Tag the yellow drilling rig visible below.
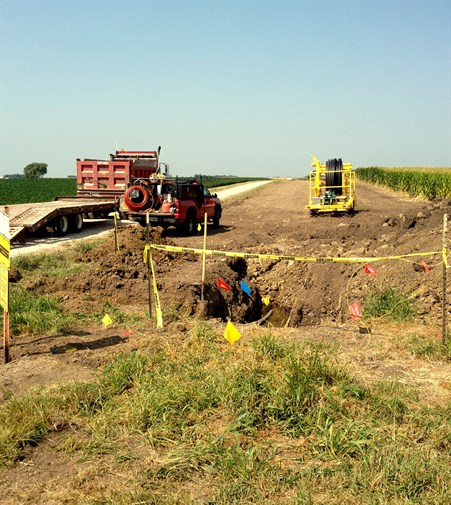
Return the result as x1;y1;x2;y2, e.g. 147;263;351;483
306;156;356;215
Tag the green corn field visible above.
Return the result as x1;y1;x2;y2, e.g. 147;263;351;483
0;176;268;205
356;167;451;200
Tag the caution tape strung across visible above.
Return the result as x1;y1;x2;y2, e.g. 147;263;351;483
143;244;445;265
148;251;163;328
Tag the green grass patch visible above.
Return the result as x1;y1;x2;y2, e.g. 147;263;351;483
12;250;88;278
1;327;449;503
405;334;451;361
0;286;77;335
363;286;414;322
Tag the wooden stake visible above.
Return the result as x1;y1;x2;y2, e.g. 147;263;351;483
1;207;10;363
146;213;152;318
3;310;9;364
201;212;208;302
442;214;448;345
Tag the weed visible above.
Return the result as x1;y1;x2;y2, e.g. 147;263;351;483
1;286;77;335
407;334;451;360
12;251;88;277
364;286;414;322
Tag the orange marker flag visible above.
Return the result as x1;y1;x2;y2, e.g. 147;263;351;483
349;302;363;320
420;259;430;273
364;264;377;277
217;278;231;291
224;320;241;344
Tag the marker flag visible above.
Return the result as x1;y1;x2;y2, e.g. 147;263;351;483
349;302;363;320
102;314;113;326
263;295;271;306
364;264;377;277
217;277;231;291
240;280;252;296
224;320;241;344
197;223;202;232
420;259;430;273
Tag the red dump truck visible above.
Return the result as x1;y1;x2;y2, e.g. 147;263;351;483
4;148;164;242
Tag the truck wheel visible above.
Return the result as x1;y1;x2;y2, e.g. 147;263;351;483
54;215;69;236
69;214;83;233
185;212;197;235
213;207;221;228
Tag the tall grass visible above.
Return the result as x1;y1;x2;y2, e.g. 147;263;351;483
356;167;451;199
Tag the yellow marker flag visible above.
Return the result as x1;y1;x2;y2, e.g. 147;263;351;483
263;295;270;306
197;223;202;232
224;320;241;344
102;314;112;326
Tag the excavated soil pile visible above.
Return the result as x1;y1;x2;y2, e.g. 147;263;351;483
23;225;263;323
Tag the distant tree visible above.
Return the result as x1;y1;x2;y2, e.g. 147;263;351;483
23;163;48;179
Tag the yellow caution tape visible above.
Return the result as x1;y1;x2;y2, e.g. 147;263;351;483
144;244;444;265
443;247;449;269
148;251;163;328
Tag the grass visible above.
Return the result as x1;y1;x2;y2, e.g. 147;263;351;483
363;286;414;322
1;286;78;335
405;333;451;361
12;250;89;277
0;326;449;503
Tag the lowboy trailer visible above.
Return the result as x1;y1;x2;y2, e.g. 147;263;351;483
2;197;117;243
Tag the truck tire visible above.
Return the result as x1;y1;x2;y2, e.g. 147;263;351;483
185;211;197;235
54;215;69;236
69;213;83;233
213;206;221;228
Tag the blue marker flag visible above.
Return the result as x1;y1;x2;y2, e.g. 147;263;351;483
240;280;251;296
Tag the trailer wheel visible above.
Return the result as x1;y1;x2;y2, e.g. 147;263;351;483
54;215;69;236
185;210;197;235
69;213;83;233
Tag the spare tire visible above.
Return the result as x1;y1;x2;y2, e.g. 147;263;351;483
123;185;154;212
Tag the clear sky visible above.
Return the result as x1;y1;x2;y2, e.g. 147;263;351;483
0;0;450;178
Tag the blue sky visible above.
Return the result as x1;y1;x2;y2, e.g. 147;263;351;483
0;0;450;178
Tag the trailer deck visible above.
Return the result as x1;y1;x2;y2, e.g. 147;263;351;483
1;197;116;243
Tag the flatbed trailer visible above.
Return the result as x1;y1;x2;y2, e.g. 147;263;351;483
1;197;117;243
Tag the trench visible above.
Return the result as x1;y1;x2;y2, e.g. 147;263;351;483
191;257;303;328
